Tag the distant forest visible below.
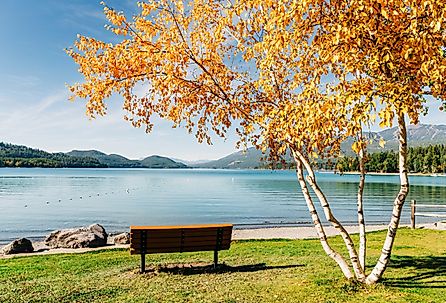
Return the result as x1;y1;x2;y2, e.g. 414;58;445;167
269;144;446;174
0;143;106;168
334;144;446;174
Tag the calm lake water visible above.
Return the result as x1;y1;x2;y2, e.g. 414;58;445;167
1;168;446;244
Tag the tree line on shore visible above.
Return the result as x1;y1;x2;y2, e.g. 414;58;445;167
334;144;446;174
268;144;446;174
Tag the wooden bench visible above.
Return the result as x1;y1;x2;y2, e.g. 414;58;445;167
130;223;233;273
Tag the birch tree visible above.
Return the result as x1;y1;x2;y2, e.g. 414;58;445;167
67;0;446;284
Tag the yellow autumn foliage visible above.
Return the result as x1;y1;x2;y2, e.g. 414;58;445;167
67;0;446;160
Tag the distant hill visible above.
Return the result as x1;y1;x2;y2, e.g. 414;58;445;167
140;155;188;168
67;150;141;168
197;124;446;169
0;143;105;168
67;150;188;168
195;148;266;169
171;158;211;166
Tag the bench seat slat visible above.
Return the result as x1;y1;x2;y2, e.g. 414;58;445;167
130;238;232;249
130;230;232;241
130;234;232;245
131;223;232;230
131;228;232;239
130;244;231;255
131;242;231;251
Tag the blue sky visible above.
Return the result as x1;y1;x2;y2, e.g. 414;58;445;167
0;1;444;161
0;0;239;161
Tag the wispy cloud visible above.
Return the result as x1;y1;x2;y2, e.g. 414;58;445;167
0;88;237;160
1;90;69;134
6;74;41;88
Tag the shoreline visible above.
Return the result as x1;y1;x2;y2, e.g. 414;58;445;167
340;171;446;177
2;223;445;259
2;167;445;177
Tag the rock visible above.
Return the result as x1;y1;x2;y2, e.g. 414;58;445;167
113;232;130;245
1;238;34;255
45;224;108;249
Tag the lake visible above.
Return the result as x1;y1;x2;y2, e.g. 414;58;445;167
1;168;446;244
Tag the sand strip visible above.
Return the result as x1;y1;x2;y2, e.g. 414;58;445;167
232;224;390;240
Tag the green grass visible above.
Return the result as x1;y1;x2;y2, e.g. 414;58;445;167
0;228;445;303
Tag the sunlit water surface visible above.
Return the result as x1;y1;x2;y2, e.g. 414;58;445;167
1;168;445;244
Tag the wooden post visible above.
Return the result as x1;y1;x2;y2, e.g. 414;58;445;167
141;253;146;273
411;200;416;229
140;230;147;273
214;227;222;269
214;250;218;269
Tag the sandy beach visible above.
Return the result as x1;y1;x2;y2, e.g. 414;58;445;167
2;222;444;259
232;224;390;240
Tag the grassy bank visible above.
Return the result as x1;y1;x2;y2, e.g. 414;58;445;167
0;228;445;303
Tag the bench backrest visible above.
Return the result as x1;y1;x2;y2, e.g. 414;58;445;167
130;224;233;255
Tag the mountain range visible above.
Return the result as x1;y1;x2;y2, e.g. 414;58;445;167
1;124;445;169
195;124;446;169
366;124;446;151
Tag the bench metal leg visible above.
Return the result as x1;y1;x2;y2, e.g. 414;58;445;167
214;250;218;269
140;253;146;273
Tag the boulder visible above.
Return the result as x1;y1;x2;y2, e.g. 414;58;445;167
1;238;34;255
45;224;108;249
113;232;130;245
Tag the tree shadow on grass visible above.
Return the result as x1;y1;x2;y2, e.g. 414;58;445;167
382;255;446;289
143;263;304;276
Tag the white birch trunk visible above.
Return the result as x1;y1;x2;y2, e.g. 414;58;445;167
365;113;409;285
294;158;354;279
357;144;367;271
293;150;365;281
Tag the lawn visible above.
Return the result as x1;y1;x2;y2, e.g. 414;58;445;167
0;228;445;303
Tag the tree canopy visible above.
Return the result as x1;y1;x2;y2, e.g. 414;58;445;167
68;0;446;160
